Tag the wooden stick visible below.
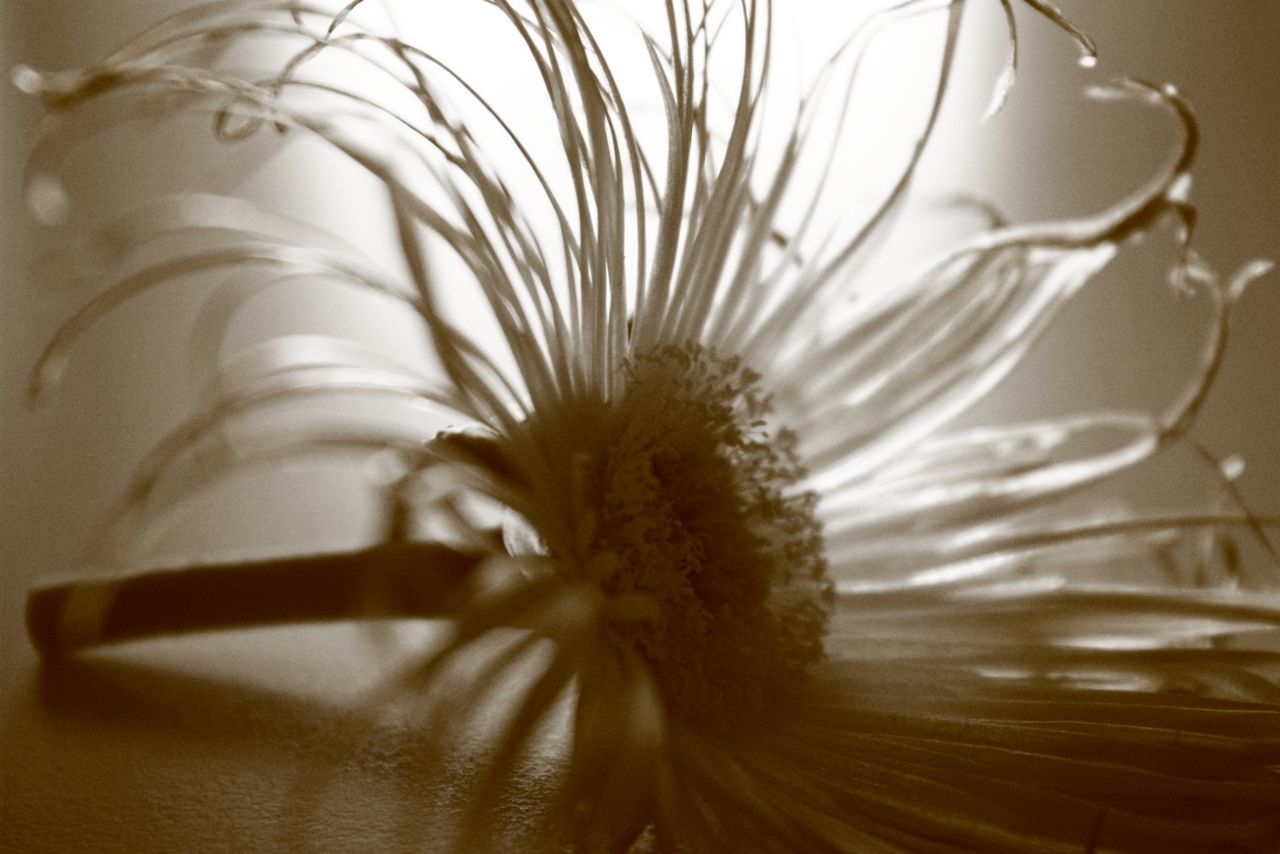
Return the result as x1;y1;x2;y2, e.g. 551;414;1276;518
26;541;482;657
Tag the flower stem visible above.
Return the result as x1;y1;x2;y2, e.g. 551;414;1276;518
26;541;481;657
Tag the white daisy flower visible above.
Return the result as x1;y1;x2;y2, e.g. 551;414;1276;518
21;1;1280;851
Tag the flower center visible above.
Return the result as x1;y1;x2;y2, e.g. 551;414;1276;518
571;345;832;722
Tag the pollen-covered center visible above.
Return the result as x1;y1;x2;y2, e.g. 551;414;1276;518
580;345;832;722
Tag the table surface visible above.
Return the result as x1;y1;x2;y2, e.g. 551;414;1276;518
0;614;570;853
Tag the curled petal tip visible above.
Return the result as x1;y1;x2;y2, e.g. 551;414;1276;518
213;105;267;142
1084;77;1137;102
1221;455;1246;481
980;65;1016;124
1085;76;1179;108
1166;171;1193;204
25;346;69;412
1020;0;1097;68
11;64;44;95
1228;257;1277;302
27;175;70;226
982;0;1018;123
24;377;55;413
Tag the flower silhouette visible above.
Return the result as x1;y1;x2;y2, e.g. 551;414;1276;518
20;1;1280;851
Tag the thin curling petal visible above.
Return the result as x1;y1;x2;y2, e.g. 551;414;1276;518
21;1;1280;852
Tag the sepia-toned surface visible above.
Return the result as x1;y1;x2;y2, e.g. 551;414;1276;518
2;2;1278;851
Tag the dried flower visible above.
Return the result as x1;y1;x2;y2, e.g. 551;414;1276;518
20;1;1280;851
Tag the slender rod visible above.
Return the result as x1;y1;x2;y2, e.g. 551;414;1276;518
26;541;482;657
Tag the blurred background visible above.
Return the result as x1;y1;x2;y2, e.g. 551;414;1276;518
1;1;1277;850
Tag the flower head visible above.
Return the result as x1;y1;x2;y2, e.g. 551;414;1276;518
21;0;1280;851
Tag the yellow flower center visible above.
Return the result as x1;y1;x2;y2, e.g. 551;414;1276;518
565;345;832;722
